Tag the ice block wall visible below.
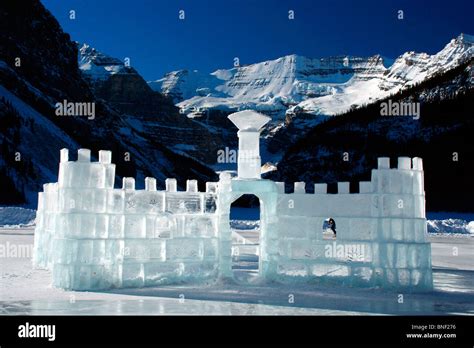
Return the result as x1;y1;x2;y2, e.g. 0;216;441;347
33;149;220;290
268;157;432;290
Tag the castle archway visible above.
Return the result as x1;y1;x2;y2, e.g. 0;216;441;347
229;194;261;282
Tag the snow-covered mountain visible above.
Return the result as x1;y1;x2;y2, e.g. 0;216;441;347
381;33;474;90
149;54;389;119
149;34;473;119
79;35;473;120
295;34;473;116
78;44;131;81
272;54;474;211
77;43;228;165
149;69;223;103
0;0;217;207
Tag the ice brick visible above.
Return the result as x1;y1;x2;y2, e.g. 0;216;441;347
166;239;203;261
124;215;145;238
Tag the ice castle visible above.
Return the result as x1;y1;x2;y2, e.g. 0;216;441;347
33;110;433;291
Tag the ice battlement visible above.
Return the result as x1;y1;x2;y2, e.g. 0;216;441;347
33;111;432;292
53;147;424;197
57;148;218;194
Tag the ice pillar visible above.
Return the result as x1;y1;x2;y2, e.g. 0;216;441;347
236;130;261;179
228;110;271;180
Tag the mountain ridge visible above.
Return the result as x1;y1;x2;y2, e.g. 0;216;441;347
144;33;472;121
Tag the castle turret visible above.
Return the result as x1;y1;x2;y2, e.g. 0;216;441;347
58;148;116;189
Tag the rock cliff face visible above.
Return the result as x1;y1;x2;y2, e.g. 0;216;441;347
380;33;474;90
0;0;217;207
150;53;390;119
78;43;227;164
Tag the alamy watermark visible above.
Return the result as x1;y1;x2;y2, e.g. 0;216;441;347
217;147;259;164
18;322;55;341
380;100;420;120
324;241;366;261
0;242;33;258
55;100;95;120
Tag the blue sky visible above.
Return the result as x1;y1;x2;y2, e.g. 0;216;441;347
41;0;474;80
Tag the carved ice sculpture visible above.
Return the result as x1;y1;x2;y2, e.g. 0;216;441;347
33;110;433;291
228;110;270;179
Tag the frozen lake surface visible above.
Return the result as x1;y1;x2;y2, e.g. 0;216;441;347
0;228;473;315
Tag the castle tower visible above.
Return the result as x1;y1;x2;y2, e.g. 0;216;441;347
228;110;271;179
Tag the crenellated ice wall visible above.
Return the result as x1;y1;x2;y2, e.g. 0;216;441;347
263;156;431;289
33;149;219;290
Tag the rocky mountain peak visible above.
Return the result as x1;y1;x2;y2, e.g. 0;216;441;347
455;33;474;47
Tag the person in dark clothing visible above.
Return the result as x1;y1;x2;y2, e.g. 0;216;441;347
328;218;336;237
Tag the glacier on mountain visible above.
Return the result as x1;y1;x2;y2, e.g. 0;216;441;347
145;34;473;119
148;54;389;120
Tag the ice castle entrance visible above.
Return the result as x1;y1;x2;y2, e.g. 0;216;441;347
230;194;261;282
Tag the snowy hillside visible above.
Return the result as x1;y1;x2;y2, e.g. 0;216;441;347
427;219;474;235
0;207;36;228
148;69;223;102
148;34;473;119
0;82;79;204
